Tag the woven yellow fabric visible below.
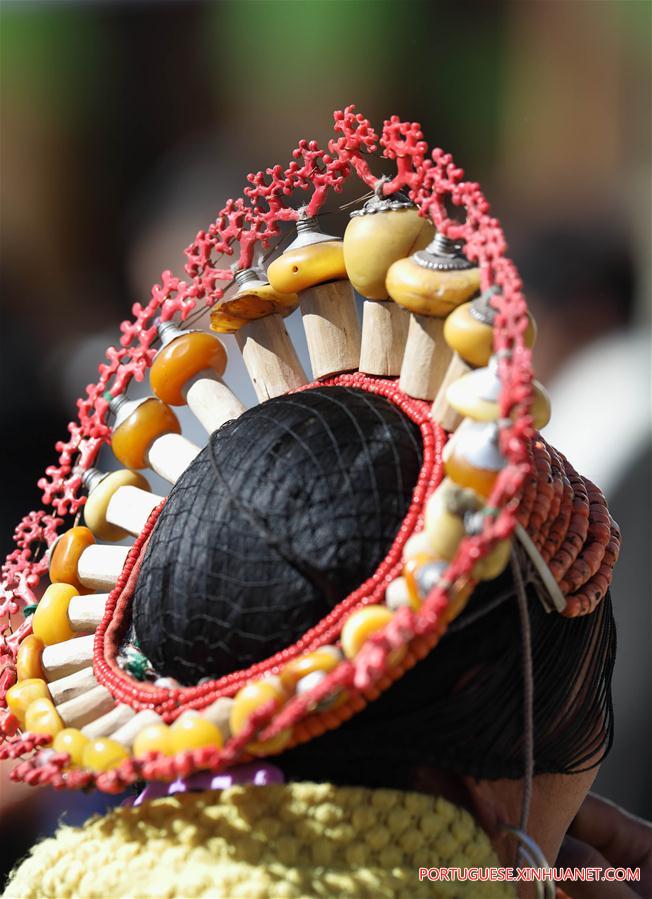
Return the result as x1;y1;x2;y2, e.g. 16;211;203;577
4;783;515;898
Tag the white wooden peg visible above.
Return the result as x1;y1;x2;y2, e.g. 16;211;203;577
68;593;109;632
301;281;361;380
48;666;98;705
106;487;163;537
185;375;246;433
147;433;201;484
82;704;135;739
42;634;95;680
77;544;130;592
57;685;115;728
111;709;163;748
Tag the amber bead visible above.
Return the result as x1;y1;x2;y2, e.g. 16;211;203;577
444;301;536;368
386;257;480;317
49;527;95;593
444;582;475;623
82;737;129;772
472;538;512;581
168;713;223;754
16;635;45;681
402;530;436;565
341;605;395;659
210;278;299;335
111;397;181;470
24;697;64;737
447;365;551;430
424;479;482;561
32;583;78;646
6;678;51;726
230;678;290;755
280;646;341;692
53;728;90;765
150;331;227;406
267;241;347;294
133;722;174;757
84;469;151;542
343;207;434;300
444;422;505;499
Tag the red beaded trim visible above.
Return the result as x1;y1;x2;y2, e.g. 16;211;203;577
93;374;443;719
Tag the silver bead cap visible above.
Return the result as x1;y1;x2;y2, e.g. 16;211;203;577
350;187;413;218
413;232;475;272
286;215;339;251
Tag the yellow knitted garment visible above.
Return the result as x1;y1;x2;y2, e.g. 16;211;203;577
4;783;515;898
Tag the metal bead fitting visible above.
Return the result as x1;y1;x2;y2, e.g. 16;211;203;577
413;232;474;272
156;319;185;347
81;467;107;495
469;287;500;325
350;184;413;218
286;214;338;251
233;267;260;289
415;561;449;597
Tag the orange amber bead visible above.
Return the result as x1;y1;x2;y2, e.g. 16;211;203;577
444;453;499;499
279;646;341;692
49;527;95;592
111;397;181;470
16;635;45;681
31;583;78;646
150;332;227;406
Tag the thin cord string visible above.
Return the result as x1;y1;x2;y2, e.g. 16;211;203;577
512;552;534;847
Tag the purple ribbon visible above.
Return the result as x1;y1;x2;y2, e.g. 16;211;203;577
123;762;285;807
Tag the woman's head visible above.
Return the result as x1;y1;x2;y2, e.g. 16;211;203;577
131;385;616;860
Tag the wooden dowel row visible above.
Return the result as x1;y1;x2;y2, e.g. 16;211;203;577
82;703;135;739
57;685;115;729
48;666;97;705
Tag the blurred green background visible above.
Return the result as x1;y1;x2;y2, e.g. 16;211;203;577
1;0;650;879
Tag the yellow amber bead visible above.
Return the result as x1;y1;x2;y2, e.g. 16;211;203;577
111;397;181;470
82;737;129;772
230;679;286;736
279;646;341;692
472;538;512;581
16;635;45;681
53;728;90;765
6;678;51;726
444;301;537;368
341;605;395;659
133;723;174;757
208;308;250;334
447;367;551;430
24;697;64;737
343;208;434;300
424;479;482;561
230;679;292;756
150;331;227;406
32;583;78;646
84;469;151;542
267;241;347;294
49;527;95;593
402;530;436;564
386;257;480;317
168;714;223;754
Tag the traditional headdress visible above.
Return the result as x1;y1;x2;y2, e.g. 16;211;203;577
1;108;620;814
